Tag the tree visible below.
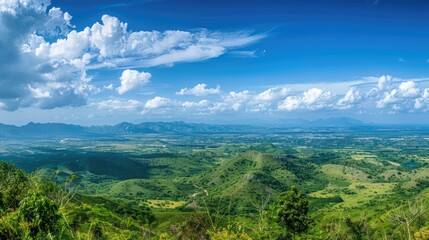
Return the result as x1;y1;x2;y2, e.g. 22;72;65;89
19;193;60;238
0;161;29;210
276;186;311;239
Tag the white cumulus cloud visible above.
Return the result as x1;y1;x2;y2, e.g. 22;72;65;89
377;75;393;91
0;0;94;111
278;96;301;111
398;81;420;98
253;87;290;102
181;100;210;108
278;88;334;111
376;89;398;109
224;90;251;111
117;69;151;95
414;88;429;111
176;83;221;96
335;88;362;110
144;96;175;109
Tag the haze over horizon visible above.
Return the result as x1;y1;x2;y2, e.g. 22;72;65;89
1;0;429;125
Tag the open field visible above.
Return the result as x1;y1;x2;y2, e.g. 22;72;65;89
145;200;187;209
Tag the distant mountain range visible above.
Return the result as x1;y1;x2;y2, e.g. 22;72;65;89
0;121;260;139
0;117;392;139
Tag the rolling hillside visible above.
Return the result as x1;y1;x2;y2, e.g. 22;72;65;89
191;151;324;212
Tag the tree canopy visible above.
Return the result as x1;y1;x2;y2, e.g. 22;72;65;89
276;186;311;238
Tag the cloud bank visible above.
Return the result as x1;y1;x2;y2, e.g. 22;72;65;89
96;76;429;115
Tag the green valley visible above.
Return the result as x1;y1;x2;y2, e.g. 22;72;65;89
1;123;429;239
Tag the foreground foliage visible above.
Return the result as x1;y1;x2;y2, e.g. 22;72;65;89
0;161;155;239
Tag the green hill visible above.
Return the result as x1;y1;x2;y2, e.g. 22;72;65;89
191;151;323;213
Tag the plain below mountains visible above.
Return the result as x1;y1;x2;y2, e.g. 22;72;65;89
0;118;370;139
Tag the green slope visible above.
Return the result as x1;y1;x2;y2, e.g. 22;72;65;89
191;151;323;213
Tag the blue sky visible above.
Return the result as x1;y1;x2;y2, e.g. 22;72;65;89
1;0;429;125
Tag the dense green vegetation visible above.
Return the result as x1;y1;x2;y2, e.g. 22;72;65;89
0;161;155;239
1;125;429;239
